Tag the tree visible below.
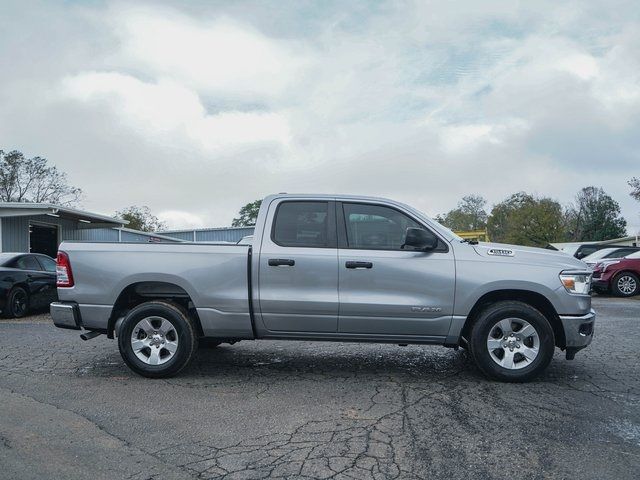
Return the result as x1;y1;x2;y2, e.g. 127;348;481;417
232;200;262;227
437;195;488;231
487;192;566;247
115;206;166;232
0;149;82;206
629;177;640;202
566;187;627;241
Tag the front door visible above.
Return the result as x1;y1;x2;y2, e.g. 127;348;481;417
258;200;339;333
337;202;455;337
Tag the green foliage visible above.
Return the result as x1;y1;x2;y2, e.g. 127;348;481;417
629;177;640;202
115;206;166;232
437;194;488;231
566;186;627;241
0;149;82;206
232;200;262;227
487;193;566;247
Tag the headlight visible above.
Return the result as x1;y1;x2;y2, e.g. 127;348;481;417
599;260;620;272
559;271;592;295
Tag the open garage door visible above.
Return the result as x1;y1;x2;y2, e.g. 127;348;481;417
30;224;58;258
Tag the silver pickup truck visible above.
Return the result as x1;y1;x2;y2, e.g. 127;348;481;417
51;194;595;382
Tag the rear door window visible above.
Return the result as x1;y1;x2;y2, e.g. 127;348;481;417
272;202;329;248
17;255;43;271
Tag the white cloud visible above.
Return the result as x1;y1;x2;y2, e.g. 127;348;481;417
109;5;307;102
61;72;291;153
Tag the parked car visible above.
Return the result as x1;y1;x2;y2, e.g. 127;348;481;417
582;246;640;267
0;253;57;318
51;194;595;382
592;251;640;297
558;243;633;260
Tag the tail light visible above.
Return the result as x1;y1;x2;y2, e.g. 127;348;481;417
56;251;74;287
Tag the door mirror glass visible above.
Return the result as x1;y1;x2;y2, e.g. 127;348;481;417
403;228;438;251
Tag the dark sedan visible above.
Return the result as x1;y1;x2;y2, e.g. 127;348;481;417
0;253;57;318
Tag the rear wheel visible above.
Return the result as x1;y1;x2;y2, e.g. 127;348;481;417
612;272;639;297
5;287;29;318
469;301;555;382
118;301;198;378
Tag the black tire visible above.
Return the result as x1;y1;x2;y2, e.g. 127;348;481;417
469;301;555;383
611;272;639;297
118;301;198;378
5;287;29;318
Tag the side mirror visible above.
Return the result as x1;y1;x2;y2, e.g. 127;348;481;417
403;228;438;251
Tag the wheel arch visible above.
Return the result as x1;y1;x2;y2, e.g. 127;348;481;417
461;289;566;348
106;281;204;339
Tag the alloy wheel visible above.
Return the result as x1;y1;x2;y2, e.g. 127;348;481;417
130;316;179;365
486;317;540;370
617;275;637;295
12;291;27;317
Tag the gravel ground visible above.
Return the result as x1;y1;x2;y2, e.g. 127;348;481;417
0;297;638;479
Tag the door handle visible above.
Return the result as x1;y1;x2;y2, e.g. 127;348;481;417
268;258;295;267
345;261;373;269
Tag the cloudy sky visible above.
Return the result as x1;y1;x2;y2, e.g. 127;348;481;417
1;0;639;232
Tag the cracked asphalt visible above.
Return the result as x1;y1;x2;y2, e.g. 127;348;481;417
0;296;638;479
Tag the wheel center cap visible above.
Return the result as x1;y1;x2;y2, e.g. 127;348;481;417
149;333;164;346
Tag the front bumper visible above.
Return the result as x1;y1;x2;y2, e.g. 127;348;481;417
559;308;596;352
50;302;81;330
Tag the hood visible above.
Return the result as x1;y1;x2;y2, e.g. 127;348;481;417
471;241;589;270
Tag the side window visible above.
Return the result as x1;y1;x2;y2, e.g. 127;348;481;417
37;256;57;273
272;202;329;248
17;255;42;271
343;203;423;250
580;246;598;257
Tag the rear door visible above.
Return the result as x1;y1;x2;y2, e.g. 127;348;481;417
16;255;52;309
34;255;58;305
337;202;455;337
257;199;339;333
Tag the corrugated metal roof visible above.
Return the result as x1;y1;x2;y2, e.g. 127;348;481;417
0;202;127;226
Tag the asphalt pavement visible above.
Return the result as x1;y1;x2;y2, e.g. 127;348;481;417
0;296;638;479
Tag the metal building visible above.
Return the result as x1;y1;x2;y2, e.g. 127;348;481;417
0;203;180;257
160;226;255;243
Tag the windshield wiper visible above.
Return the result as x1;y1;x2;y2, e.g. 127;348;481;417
462;239;479;245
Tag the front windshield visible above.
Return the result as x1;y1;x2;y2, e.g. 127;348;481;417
627;250;640;259
583;248;618;262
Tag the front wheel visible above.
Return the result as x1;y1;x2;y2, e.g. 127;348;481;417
118;301;199;378
469;301;555;382
612;272;639;297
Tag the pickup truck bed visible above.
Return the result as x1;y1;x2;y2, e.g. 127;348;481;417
53;242;255;339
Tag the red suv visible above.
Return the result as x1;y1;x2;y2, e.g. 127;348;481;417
592;251;640;297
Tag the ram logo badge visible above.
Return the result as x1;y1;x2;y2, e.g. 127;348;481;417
487;248;515;257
